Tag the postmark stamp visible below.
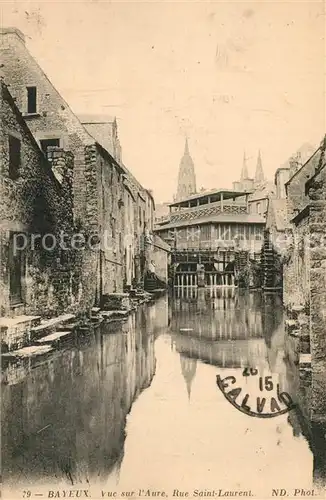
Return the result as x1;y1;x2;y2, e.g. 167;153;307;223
216;367;296;418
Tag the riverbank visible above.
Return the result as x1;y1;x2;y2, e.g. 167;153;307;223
2;291;325;493
1;289;166;356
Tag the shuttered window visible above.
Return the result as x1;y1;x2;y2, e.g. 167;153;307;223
27;86;37;114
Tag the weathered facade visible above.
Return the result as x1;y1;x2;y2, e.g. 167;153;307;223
283;145;323;308
155;189;265;287
80;115;167;290
283;137;326;423
0;82;77;347
0;27;162;315
151;235;170;283
0;27;102;312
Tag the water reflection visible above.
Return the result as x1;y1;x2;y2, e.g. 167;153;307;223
1;299;168;488
2;291;326;494
168;288;326;490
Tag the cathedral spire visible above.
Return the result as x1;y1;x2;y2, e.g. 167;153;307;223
176;138;197;201
241;151;249;180
179;354;197;401
255;150;265;184
184;136;189;155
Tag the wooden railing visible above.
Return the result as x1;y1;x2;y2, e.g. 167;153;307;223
170;202;248;223
174;270;235;287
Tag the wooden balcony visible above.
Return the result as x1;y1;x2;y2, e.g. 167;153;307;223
170;202;248;224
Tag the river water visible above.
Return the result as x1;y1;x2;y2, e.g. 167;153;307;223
2;290;326;498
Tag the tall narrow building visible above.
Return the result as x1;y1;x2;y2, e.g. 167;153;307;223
254;150;265;185
176;138;197;201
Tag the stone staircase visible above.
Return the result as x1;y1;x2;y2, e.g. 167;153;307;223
0;315;41;352
144;273;167;293
30;313;76;340
1;313;76;357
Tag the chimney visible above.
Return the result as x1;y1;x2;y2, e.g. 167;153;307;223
0;28;26;48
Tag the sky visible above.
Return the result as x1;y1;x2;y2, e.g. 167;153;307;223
1;0;325;203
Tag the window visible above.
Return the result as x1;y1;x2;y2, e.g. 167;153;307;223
221;224;231;240
119;233;122;254
9;233;25;305
9;135;21;180
255;226;262;241
200;225;210;242
256;202;261;214
40;138;60;162
111;217;116;239
40;138;60;154
27;86;37;114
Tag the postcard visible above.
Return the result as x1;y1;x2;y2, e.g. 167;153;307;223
1;1;325;499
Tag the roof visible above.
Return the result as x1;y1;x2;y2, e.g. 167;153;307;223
169;188;249;207
154;234;170;252
155;213;266;231
305;151;326;194
0;27;25;43
268;198;290;231
0;29;95;147
285;146;321;186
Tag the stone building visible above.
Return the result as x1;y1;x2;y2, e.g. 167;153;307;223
262;146;320;291
79;114;122;164
0;82;76;347
79;114;167;289
123;176;136;288
0;27;140;309
283;137;326;413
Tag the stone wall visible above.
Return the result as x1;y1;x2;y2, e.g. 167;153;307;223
286;147;322;220
97;147;125;295
0;83;77;318
150;235;170;283
123;185;135;288
0;27;158;309
0;28;94;225
283;137;326;422
0;28;110;313
283;215;310;309
152;247;168;283
306;164;326;422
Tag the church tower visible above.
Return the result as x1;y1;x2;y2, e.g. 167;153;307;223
254;150;265;185
176;138;197;201
233;151;254;192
